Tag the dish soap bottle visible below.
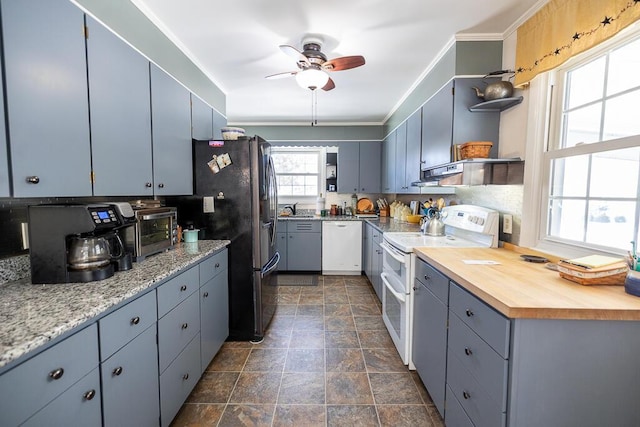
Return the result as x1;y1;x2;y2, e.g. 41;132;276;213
316;193;325;216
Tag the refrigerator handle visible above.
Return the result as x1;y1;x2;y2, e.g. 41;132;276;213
261;252;280;278
267;155;278;242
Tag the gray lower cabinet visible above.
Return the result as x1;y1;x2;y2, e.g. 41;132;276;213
363;222;382;301
199;250;229;373
0;323;99;426
150;64;193;196
86;16;153;197
412;260;449;416
2;0;92;197
101;325;159;427
286;221;322;271
276;220;288;271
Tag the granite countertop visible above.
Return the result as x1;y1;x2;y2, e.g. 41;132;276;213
415;247;640;321
0;240;229;371
278;215;422;234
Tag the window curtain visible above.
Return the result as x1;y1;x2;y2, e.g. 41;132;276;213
514;0;640;86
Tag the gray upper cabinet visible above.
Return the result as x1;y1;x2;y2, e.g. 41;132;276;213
381;132;396;193
191;94;213;140
0;56;8;197
421;78;500;170
86;17;153;197
212;109;227;140
338;142;381;194
394;122;407;192
2;0;92;197
150;64;193;196
404;109;422;193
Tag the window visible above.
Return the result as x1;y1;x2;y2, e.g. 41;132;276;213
544;31;640;254
272;147;324;198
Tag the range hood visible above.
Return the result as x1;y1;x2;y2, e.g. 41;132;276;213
413;158;524;186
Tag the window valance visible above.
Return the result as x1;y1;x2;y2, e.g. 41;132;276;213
515;0;640;86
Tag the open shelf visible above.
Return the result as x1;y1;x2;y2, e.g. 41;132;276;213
469;96;523;112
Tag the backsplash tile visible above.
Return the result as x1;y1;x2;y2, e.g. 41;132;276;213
0;255;30;285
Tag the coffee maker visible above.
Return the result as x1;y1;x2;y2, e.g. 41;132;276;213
28;204;136;284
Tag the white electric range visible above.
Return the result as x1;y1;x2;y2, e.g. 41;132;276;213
380;205;499;369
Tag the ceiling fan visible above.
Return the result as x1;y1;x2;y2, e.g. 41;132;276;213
266;37;365;91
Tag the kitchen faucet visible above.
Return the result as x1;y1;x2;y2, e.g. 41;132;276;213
283;203;297;216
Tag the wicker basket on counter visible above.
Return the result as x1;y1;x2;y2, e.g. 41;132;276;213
459;141;493;159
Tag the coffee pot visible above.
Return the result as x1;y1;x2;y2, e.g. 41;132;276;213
67;236;111;270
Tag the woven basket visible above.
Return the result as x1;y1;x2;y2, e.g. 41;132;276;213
459;141;493;159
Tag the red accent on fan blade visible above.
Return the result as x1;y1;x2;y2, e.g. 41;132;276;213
322;78;335;91
265;71;297;79
323;55;365;71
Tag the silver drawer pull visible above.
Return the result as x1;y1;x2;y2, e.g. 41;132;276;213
463;390;471;400
180;285;187;291
131;316;140;325
182;373;189;380
49;368;64;380
465;309;474;317
181;323;189;329
83;390;96;401
464;347;473;356
113;366;123;376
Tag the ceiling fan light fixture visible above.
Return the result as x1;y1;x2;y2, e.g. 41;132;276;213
295;68;329;90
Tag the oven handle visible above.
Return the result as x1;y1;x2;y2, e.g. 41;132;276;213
139;212;173;221
380;242;407;264
381;272;406;303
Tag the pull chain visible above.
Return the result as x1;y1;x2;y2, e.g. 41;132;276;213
310;89;318;126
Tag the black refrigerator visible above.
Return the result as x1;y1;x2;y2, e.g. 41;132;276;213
168;136;279;341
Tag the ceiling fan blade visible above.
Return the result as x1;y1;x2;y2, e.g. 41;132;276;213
280;45;309;65
265;71;297;79
323;55;365;71
322;78;335;91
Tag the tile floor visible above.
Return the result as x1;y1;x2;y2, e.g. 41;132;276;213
171;275;445;427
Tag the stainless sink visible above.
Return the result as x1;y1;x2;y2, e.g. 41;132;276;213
279;214;315;219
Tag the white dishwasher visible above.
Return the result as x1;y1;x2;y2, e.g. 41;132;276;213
322;221;362;275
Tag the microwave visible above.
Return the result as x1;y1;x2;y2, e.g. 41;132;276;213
123;206;178;261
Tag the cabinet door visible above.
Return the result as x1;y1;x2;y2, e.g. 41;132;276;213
337;142;359;193
276;232;288;271
86;16;153;197
150;64;193;196
200;270;229;373
421;81;454;170
358;141;381;193
22;368;101;427
2;0;92;197
394;123;407;192
0;56;8;197
363;224;372;279
288;232;321;271
191;94;213;140
404;109;422;193
212;108;226;140
381;132;396;193
101;325;160;427
413;279;448;415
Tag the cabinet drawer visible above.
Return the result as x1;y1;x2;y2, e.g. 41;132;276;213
0;323;98;427
449;283;510;358
22;368;101;427
199;249;228;285
447;352;506;427
158;291;200;373
99;290;157;360
415;259;449;304
157;265;199;317
288;221;321;232
445;385;474;427
160;333;201;427
448;313;508;409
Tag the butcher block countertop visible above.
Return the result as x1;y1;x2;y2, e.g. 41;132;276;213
414;247;640;321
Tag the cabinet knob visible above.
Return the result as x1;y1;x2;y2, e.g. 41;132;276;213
112;366;123;376
131;316;140;325
26;176;40;184
83;390;96;401
182;373;189;381
462;390;471;400
180;285;187;291
464;347;473;356
145;182;152;188
181;323;189;329
158;183;165;188
203;292;209;298
215;263;220;268
412;286;418;291
465;309;474;317
424;275;430;282
49;368;64;380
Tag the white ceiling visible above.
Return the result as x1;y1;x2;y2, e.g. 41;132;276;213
132;0;541;126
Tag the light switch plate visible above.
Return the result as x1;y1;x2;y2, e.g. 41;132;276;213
503;214;513;234
203;196;215;213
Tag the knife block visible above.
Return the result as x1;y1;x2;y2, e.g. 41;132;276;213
379;206;390;217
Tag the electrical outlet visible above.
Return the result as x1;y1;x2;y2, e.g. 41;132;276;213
203;196;215;213
503;214;513;234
